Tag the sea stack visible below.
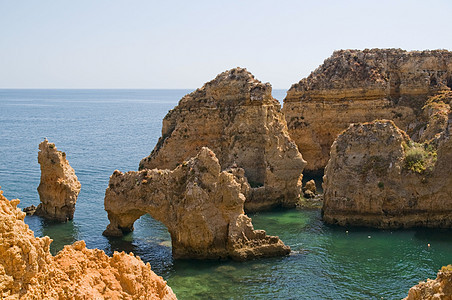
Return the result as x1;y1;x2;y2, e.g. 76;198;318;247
283;49;452;172
104;147;290;261
0;188;177;299
322;116;452;228
35;139;81;221
139;67;306;211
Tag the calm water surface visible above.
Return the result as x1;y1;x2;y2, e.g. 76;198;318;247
0;89;450;299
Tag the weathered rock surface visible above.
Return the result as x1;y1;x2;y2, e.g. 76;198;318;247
404;265;452;300
0;188;176;299
322;118;452;228
104;147;290;261
140;67;306;211
303;179;317;199
34;139;81;221
283;49;452;171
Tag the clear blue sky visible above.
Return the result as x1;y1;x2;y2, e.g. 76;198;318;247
1;0;451;89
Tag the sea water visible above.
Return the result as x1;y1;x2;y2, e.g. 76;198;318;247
0;89;451;299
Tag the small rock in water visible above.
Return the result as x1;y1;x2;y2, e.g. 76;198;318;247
23;205;37;216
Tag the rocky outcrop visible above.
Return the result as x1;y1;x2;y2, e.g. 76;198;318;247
34;139;81;221
0;188;176;299
104;147;290;261
404;265;452;300
303;179;317;199
139;67;306;211
322;118;452;228
283;49;452;171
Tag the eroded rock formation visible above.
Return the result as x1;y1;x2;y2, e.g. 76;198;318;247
0;188;176;299
404;265;452;300
34;139;81;221
140;67;306;211
322;117;452;228
283;49;452;171
104;147;290;261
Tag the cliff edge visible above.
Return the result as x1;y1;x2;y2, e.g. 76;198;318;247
0;188;176;299
284;49;452;171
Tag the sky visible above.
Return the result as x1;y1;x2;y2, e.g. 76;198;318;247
1;0;451;89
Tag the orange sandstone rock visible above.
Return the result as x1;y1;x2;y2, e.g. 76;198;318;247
0;188;177;299
35;139;81;221
322;118;452;228
140;67;306;211
104;147;290;261
404;265;452;300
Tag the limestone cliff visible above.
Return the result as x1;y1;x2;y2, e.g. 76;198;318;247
104;147;290;261
140;67;306;211
0;188;176;299
35;139;81;221
283;49;452;171
404;265;452;300
322;118;452;228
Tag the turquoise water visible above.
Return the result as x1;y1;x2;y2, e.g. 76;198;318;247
0;89;451;299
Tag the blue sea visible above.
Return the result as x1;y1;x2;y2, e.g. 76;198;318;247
0;89;451;299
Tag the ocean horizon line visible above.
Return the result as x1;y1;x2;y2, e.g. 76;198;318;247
0;87;289;91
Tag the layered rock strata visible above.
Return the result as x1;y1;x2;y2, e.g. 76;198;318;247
283;49;452;171
322;118;452;228
404;265;452;300
140;67;306;211
104;147;290;261
0;188;176;299
35;139;81;221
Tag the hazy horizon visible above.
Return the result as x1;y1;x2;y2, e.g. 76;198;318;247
1;0;451;89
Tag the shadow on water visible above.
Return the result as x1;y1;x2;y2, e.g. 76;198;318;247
413;228;452;242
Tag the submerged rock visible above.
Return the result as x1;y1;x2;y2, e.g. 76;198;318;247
104;147;290;261
139;67;306;211
404;265;452;300
0;188;176;299
283;49;452;171
34;139;81;221
322;118;452;228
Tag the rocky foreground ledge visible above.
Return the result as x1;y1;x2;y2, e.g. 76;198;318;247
0;188;176;299
104;147;290;261
404;265;452;300
139;67;306;211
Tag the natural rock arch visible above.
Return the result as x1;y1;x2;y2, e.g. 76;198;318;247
103;147;290;261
